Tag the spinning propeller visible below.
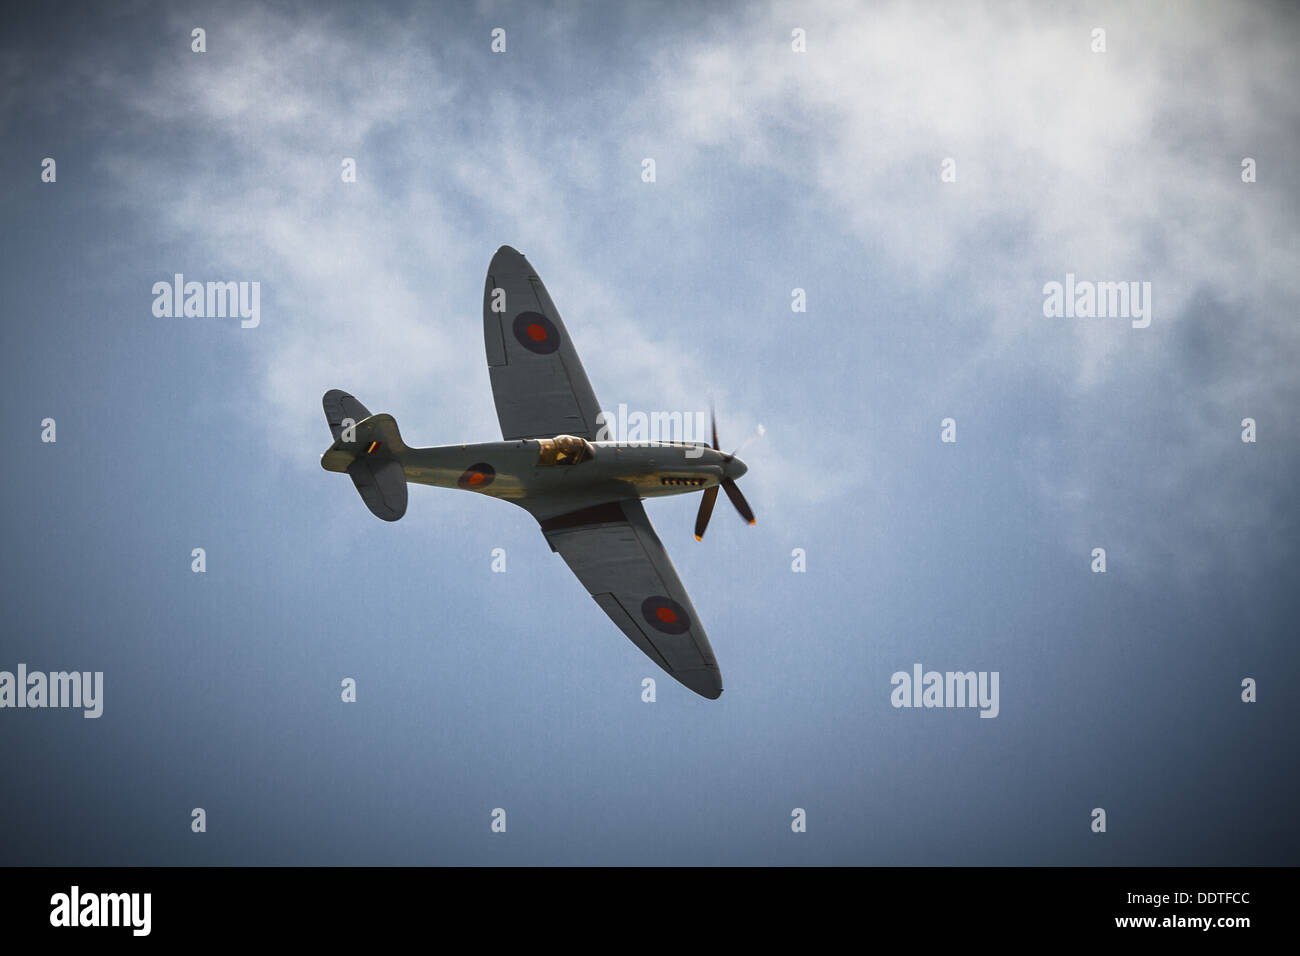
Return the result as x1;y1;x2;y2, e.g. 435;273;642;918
694;410;756;541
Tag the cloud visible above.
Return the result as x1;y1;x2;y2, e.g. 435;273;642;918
625;0;1300;564
31;0;1298;572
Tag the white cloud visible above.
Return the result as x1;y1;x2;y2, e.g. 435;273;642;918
71;0;1299;569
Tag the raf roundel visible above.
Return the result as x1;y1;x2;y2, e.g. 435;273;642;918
457;463;496;490
641;596;691;635
512;311;561;355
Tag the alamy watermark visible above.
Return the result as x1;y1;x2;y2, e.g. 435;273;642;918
50;886;150;936
595;404;709;458
0;664;103;718
1042;273;1152;328
890;663;999;718
151;274;260;328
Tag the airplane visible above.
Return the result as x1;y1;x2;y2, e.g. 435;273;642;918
320;245;755;700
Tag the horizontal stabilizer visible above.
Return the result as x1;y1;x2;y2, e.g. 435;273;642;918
347;456;407;521
323;389;373;442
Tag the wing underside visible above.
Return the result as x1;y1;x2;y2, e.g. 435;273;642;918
483;245;604;441
541;499;723;699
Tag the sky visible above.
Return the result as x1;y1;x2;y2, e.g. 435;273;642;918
1;0;1297;865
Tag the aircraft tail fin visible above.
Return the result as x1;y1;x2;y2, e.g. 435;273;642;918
320;389;409;522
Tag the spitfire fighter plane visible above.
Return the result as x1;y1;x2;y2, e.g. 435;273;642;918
320;246;755;699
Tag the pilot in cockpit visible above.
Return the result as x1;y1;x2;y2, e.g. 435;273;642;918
536;435;595;466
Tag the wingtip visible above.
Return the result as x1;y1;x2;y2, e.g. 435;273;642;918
678;667;724;700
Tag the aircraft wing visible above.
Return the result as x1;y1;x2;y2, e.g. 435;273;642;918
483;245;604;441
539;498;723;699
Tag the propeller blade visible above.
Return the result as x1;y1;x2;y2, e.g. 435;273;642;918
721;476;755;525
710;406;720;452
694;484;719;540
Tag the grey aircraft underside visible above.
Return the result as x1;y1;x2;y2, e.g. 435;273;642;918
320;245;755;699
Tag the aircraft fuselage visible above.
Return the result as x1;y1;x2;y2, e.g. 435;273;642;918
322;428;748;521
412;438;742;491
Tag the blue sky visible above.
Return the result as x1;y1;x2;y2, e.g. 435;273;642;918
1;0;1297;864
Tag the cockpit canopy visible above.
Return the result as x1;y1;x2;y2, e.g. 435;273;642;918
535;435;595;466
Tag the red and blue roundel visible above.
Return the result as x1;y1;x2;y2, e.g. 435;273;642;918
512;311;560;355
641;596;690;635
458;463;496;490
